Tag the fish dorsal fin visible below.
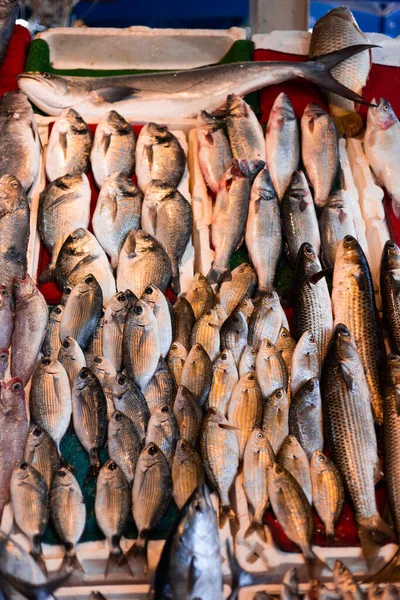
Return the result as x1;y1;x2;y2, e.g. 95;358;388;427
90;86;137;104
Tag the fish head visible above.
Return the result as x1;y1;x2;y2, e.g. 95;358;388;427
334;323;359;366
278;434;303;461
277;327;295;352
184;485;217;538
134;230;162;255
105;109;132;134
0;285;12;311
39;356;63;377
270;92;296;122
251;169;276;200
303;102;328;125
214;349;236;375
226;93;247;118
141;283;163;308
299;243;320;273
74;366;96;391
129;298;156;328
213;303;228;325
63;228;93;256
93;355;115;378
268;461;289;487
268;388;289;412
336;235;362;270
382;240;400;272
288;171;309;196
174;385;195;411
0;377;25;409
145;179;174;203
17;72;90;115
141;442;164;467
231;158;265;180
51;305;64;324
57;107;90;134
154;404;174;425
310;450;329;474
259;338;279;360
12;274;37;302
237;298;254;321
201;308;220;328
226;310;247;335
25;424;49;455
333;560;357;595
108;290;135;315
74;273;101;298
248;427;272;452
188;342;209;364
0;174;26;211
142;122;173;148
233;262;256;277
295;377;320;405
100;458;126;486
169;342;188;361
0;91;33;120
109;410;129;437
51;467;77;490
12;461;36;482
204;406;226;425
196;110;219;133
112;372;131;398
174;438;199;464
368;98;398;131
60;336;80;358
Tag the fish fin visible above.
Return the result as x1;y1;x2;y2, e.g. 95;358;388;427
90;86;138;104
39;263;56;284
169;273;181;296
358;515;396;569
308;268;332;286
105;550;134;577
339;361;355;391
206;264;231;287
365;548;400;583
1;570;71;600
303;548;330;579
102;133;111;155
244;520;267;541
226;540;272;600
219;504;237;528
218;422;239;431
126;534;148;575
303;45;379;106
30;550;48;577
59;132;68;159
351;271;368;292
60;549;85;574
84;450;101;484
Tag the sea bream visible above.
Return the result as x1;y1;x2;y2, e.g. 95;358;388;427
17;45;376;121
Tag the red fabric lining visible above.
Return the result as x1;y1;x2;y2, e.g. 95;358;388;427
0;25;31;98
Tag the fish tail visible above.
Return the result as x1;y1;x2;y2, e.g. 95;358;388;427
84;448;101;483
358;514;396;568
303;548;330;579
365;548;400;583
30;541;48;577
39;262;56;284
105;549;134;577
126;532;148;575
300;44;379;106
225;540;272;600
60;545;85;574
206;264;232;288
243;518;267;541
219;504;237;528
0;570;71;600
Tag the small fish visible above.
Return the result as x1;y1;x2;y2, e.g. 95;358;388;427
277;435;312;505
226;94;265;161
319;190;357;269
180;343;212;406
185;272;214;321
219;263;257;317
248;295;282;350
310;450;344;541
50;467;86;573
208;350;238;415
237;297;254;322
173;296;195;351
144;356;176;414
167;341;187;389
262;388;289;454
58;336;87;389
239;344;257;377
91;355;117;419
191;308;220;362
90;110;136;188
290;331;320;398
380;241;400;356
256;338;288;401
0;286;13;350
289;377;323;460
24;424;60;491
142;284;172;359
220;307;249;369
196;110;232;195
173;385;203;446
103;290;134;371
276;327;296;376
42;305;64;360
85;308;104;367
108;411;142;484
145;404;179;467
172;439;205;510
112;373;149;444
60;274;103;351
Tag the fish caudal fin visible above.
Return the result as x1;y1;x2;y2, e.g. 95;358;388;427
358;514;396;569
243;519;267;541
219;504;237;529
226;540;272;600
126;533;148;575
303;548;330;579
39;263;56;285
206;264;232;288
365;548;400;583
0;570;71;600
60;548;85;574
105;550;134;578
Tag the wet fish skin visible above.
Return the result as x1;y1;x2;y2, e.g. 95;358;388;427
239;344;257;377
208;349;238;415
173;385;202;446
0;174;30;292
290;331;320;398
289;377;323;460
191;307;220;362
0;1;18;67
171;439;205;509
196;110;232;195
380;241;400;355
219;263;257;317
311;450;344;540
227;94;265;160
276;326;296;375
24;424;60;491
172;296;195;351
145;404;179;467
85;309;104;367
0;349;8;380
319;190;357;269
256;338;288;401
91;355;117;420
60;274;103;351
58;336;87;389
141;179;171;236
144;356;176;414
141;284;172;359
243;427;275;529
103;290;134;372
333;560;365;600
0;285;13;350
262;388;289;454
42;305;64;360
248;294;282;350
112;373;149;443
266;92;299;201
108;410;142;484
185;272;214;321
180;343;212;406
91;110;136;188
277;435;312;505
228;372;263;458
167;341;187;389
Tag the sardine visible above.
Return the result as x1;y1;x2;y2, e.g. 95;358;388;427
60;274;103;350
256;338;288;400
112;373;149;443
289;378;323;460
142;284;172;359
0;286;13;350
228;372;263;458
277;435;312;505
172;296;195;351
173;385;202;446
24;424;59;491
239;344;257;377
102;290;134;371
172;439;205;509
0;0;18;67
226;94;265;160
262;388;289;454
380;241;400;355
108;410;142;484
58;336;86;389
91;355;117;419
42;305;64;360
191;307;220;362
219;263;257;317
167;342;187;389
290;331;320;398
145;404;179;467
180;343;212;406
319;190;357;269
310;450;344;541
208;349;238;415
144;356;176;414
185;272;214;321
248;294;282;350
196;110;232;195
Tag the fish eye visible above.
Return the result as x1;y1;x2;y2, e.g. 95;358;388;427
148;445;158;456
115;412;122;422
20;462;28;470
318;454;325;463
275;465;282;474
94;356;102;364
256;431;263;439
80;368;89;379
63;339;71;348
0;353;7;360
143;235;151;241
54;307;62;314
117;293;125;302
12;382;22;391
287;437;292;445
108;461;117;470
42;357;51;366
161;406;169;414
133;305;143;315
33;426;42;437
304;245;313;256
206;310;212;316
276;390;282;399
180;442;186;451
281;331;288;339
144;287;153;295
85;275;94;284
10;180;18;189
64;287;72;295
43;73;51;79
1;289;6;295
247;373;254;381
209;407;217;415
250;349;257;356
309;333;315;343
266;341;272;348
57;469;66;477
221;352;227;360
117;375;125;385
171;343;178;350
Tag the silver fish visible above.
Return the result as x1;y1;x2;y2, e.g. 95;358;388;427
180;343;212;406
58;336;87;389
42;305;64;360
167;341;187;389
0;0;18;67
112;373;150;443
144;356;176;414
196;110;232;195
319;190;357;269
142;284;172;359
310;451;344;541
145;404;179;467
191;307;220;362
219;262;257;317
208;349;238;415
248;294;282;350
103;290;134;371
24;424;59;491
85;309;104;367
228;372;263;458
226;94;265;160
277;435;312;505
60;274;103;350
239;344;257;377
172;439;205;510
108;410;142;484
262;388;289;454
220;307;248;367
172;296;195;352
0;285;13;350
141;179;170;236
290;331;320;398
289;377;323;460
256;338;288;400
185;272;214;321
276;326;296;377
173;385;203;446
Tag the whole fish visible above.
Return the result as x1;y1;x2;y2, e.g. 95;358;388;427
141;179;170;236
24;424;59;491
0;377;28;522
90;110;136;188
301;103;339;208
173;296;195;351
0;92;40;191
58;336;87;389
239;344;257;377
281;171;321;265
243;427;275;534
381;241;400;355
248;294;282;350
0;0;18;67
185;272;214;321
95;460;132;576
262;388;289;454
30;357;72;452
42;305;64;360
256;338;288;400
45;108;92;181
219;302;248;364
332;236;384;424
131;443;172;570
18;45;374;120
108;410;142;484
60;274;103;350
266;93;299;200
289;378;323;460
136;123;186;192
321;324;394;565
172;439;205;509
117;229;172;297
0;175;30;292
167;342;187;389
173;385;202;446
219;262;257;317
180;343;212;406
319;190;357;269
277;435;312;505
11;275;48;386
228;372;263;458
10;462;49;573
226;94;265;160
207;158;264;286
276;326;296;375
92;173;143;269
294;243;333;361
208;349;238;415
0;286;13;350
246;169;282;294
191;308;220;362
144;356;176;414
102;290;134;371
310;450;344;541
50;467;86;573
72;367;108;473
142;284;172;359
200;407;239;525
112;373;149;443
145;404;179;467
91;355;117;419
123;299;160;392
56;228;116;305
85;309;104;366
196;110;232;195
290;331;320;398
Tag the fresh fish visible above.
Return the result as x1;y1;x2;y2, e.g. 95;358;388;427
113;374;148;439
0;92;40;191
123;299;160;392
289;378;323;460
60;284;72;306
117;229;172;297
196;110;232;195
30;357;72;452
381;241;400;355
281;568;300;600
243;428;275;535
18;46;375;120
108;410;142;484
226;94;265;161
167;342;187;389
91;355;117;419
294;243;333;361
319;190;357;269
173;385;202;446
262;388;289;454
276;326;296;376
239;344;257;377
58;336;86;389
95;459;132;576
142;284;172;359
24;424;59;491
333;560;365;600
219;263;257;317
321;324;394;565
90;110;136;188
265;93;299;200
72;367;107;473
141;179;169;236
208;349;238;415
131;443;172;569
180;343;212;406
45;108;92;181
200;407;239;525
172;296;195;351
0;175;30;292
42;305;64;360
277;435;312;505
332;236;384;424
207;158;264;286
191;307;220;362
145;404;179;467
0;350;8;380
0;377;28;521
290;331;320;397
246;169;282;293
185;272;214;321
310;450;344;541
248;294;282;350
281;171;321;265
60;274;103;350
10;462;49;573
172;439;205;509
56;228;116;305
136;123;186;192
301;103;339;208
256;338;288;400
228;372;262;458
50;467;86;573
0;286;13;350
85;309;104;367
102;290;134;372
144;356;176;414
92;173;142;269
220;303;249;364
0;0;18;67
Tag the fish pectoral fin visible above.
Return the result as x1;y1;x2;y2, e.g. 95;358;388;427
0;570;72;600
307;268;332;286
351;271;368;292
218;422;238;431
187;554;202;595
90;86;138;104
339;360;355;391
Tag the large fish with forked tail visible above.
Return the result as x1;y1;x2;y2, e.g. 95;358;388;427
17;45;375;121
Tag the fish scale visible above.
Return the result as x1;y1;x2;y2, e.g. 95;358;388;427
191;308;220;362
310;450;344;539
172;440;205;509
380;241;400;355
228;372;263;458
